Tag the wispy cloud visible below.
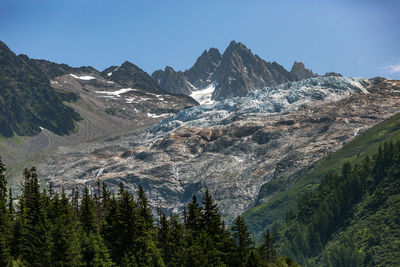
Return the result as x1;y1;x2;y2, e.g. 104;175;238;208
382;58;400;74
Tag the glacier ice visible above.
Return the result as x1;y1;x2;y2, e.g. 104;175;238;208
149;76;371;137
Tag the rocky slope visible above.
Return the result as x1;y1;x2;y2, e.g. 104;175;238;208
151;41;334;102
0;41;82;137
152;67;193;95
101;61;164;93
36;77;400;221
0;41;197;177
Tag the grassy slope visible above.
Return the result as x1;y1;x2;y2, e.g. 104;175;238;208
243;113;400;243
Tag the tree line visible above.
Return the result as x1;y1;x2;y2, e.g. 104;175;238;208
0;158;298;267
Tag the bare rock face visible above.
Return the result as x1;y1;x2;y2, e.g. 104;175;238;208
185;48;222;88
152;41;322;101
0;41;81;137
102;61;163;93
36;77;400;221
152;67;193;95
212;41;295;100
151;48;222;95
0;40;198;177
289;61;315;80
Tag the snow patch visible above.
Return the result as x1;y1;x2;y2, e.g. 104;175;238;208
147;113;172;118
95;88;134;97
190;83;216;105
69;74;95;80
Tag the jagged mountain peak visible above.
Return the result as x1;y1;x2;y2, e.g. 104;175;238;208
207;47;221;59
212;41;295;100
290;61;315;80
220;41;255;64
225;40;248;52
104;60;163;93
164;66;181;73
152;41;336;101
152;65;192;95
184;47;221;88
120;60;141;70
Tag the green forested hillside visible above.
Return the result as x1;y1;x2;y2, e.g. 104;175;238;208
0;158;298;267
243;113;400;243
273;140;400;266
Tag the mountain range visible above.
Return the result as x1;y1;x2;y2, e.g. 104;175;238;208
152;41;340;102
1;39;400;265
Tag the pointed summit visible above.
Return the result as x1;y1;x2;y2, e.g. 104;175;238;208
185;47;221;88
151;41;327;101
289;61;315;80
212;41;293;100
224;40;249;54
106;61;163;93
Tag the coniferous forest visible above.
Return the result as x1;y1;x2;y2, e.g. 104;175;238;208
273;141;400;266
0;157;298;267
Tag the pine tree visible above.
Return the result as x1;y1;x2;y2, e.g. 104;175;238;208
80;186;96;235
158;213;170;261
49;188;83;266
71;186;80;216
20;167;50;267
167;214;186;266
101;181;111;219
185;194;203;235
245;250;263;267
157;213;186;266
80;186;113;266
201;189;222;237
0;157;11;266
231;215;254;266
135;185;164;267
137;185;153;228
10;194;25;261
259;229;277;263
8;188;14;215
201;189;233;265
102;195;121;262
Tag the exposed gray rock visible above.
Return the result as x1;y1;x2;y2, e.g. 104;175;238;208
323;72;343;77
35;78;400;222
152;41;323;102
0;40;198;183
289;61;315;80
152;66;193;95
185;48;221;88
103;61;163;93
212;41;294;100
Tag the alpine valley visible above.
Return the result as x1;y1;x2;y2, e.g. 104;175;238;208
1;39;400;266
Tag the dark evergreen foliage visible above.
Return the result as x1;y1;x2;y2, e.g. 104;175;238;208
275;141;400;266
0;158;297;266
0;157;11;266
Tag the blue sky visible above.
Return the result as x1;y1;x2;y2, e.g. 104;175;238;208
1;0;399;79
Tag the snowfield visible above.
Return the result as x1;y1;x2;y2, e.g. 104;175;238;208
190;83;216;105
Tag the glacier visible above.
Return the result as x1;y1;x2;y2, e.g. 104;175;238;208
149;76;371;136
